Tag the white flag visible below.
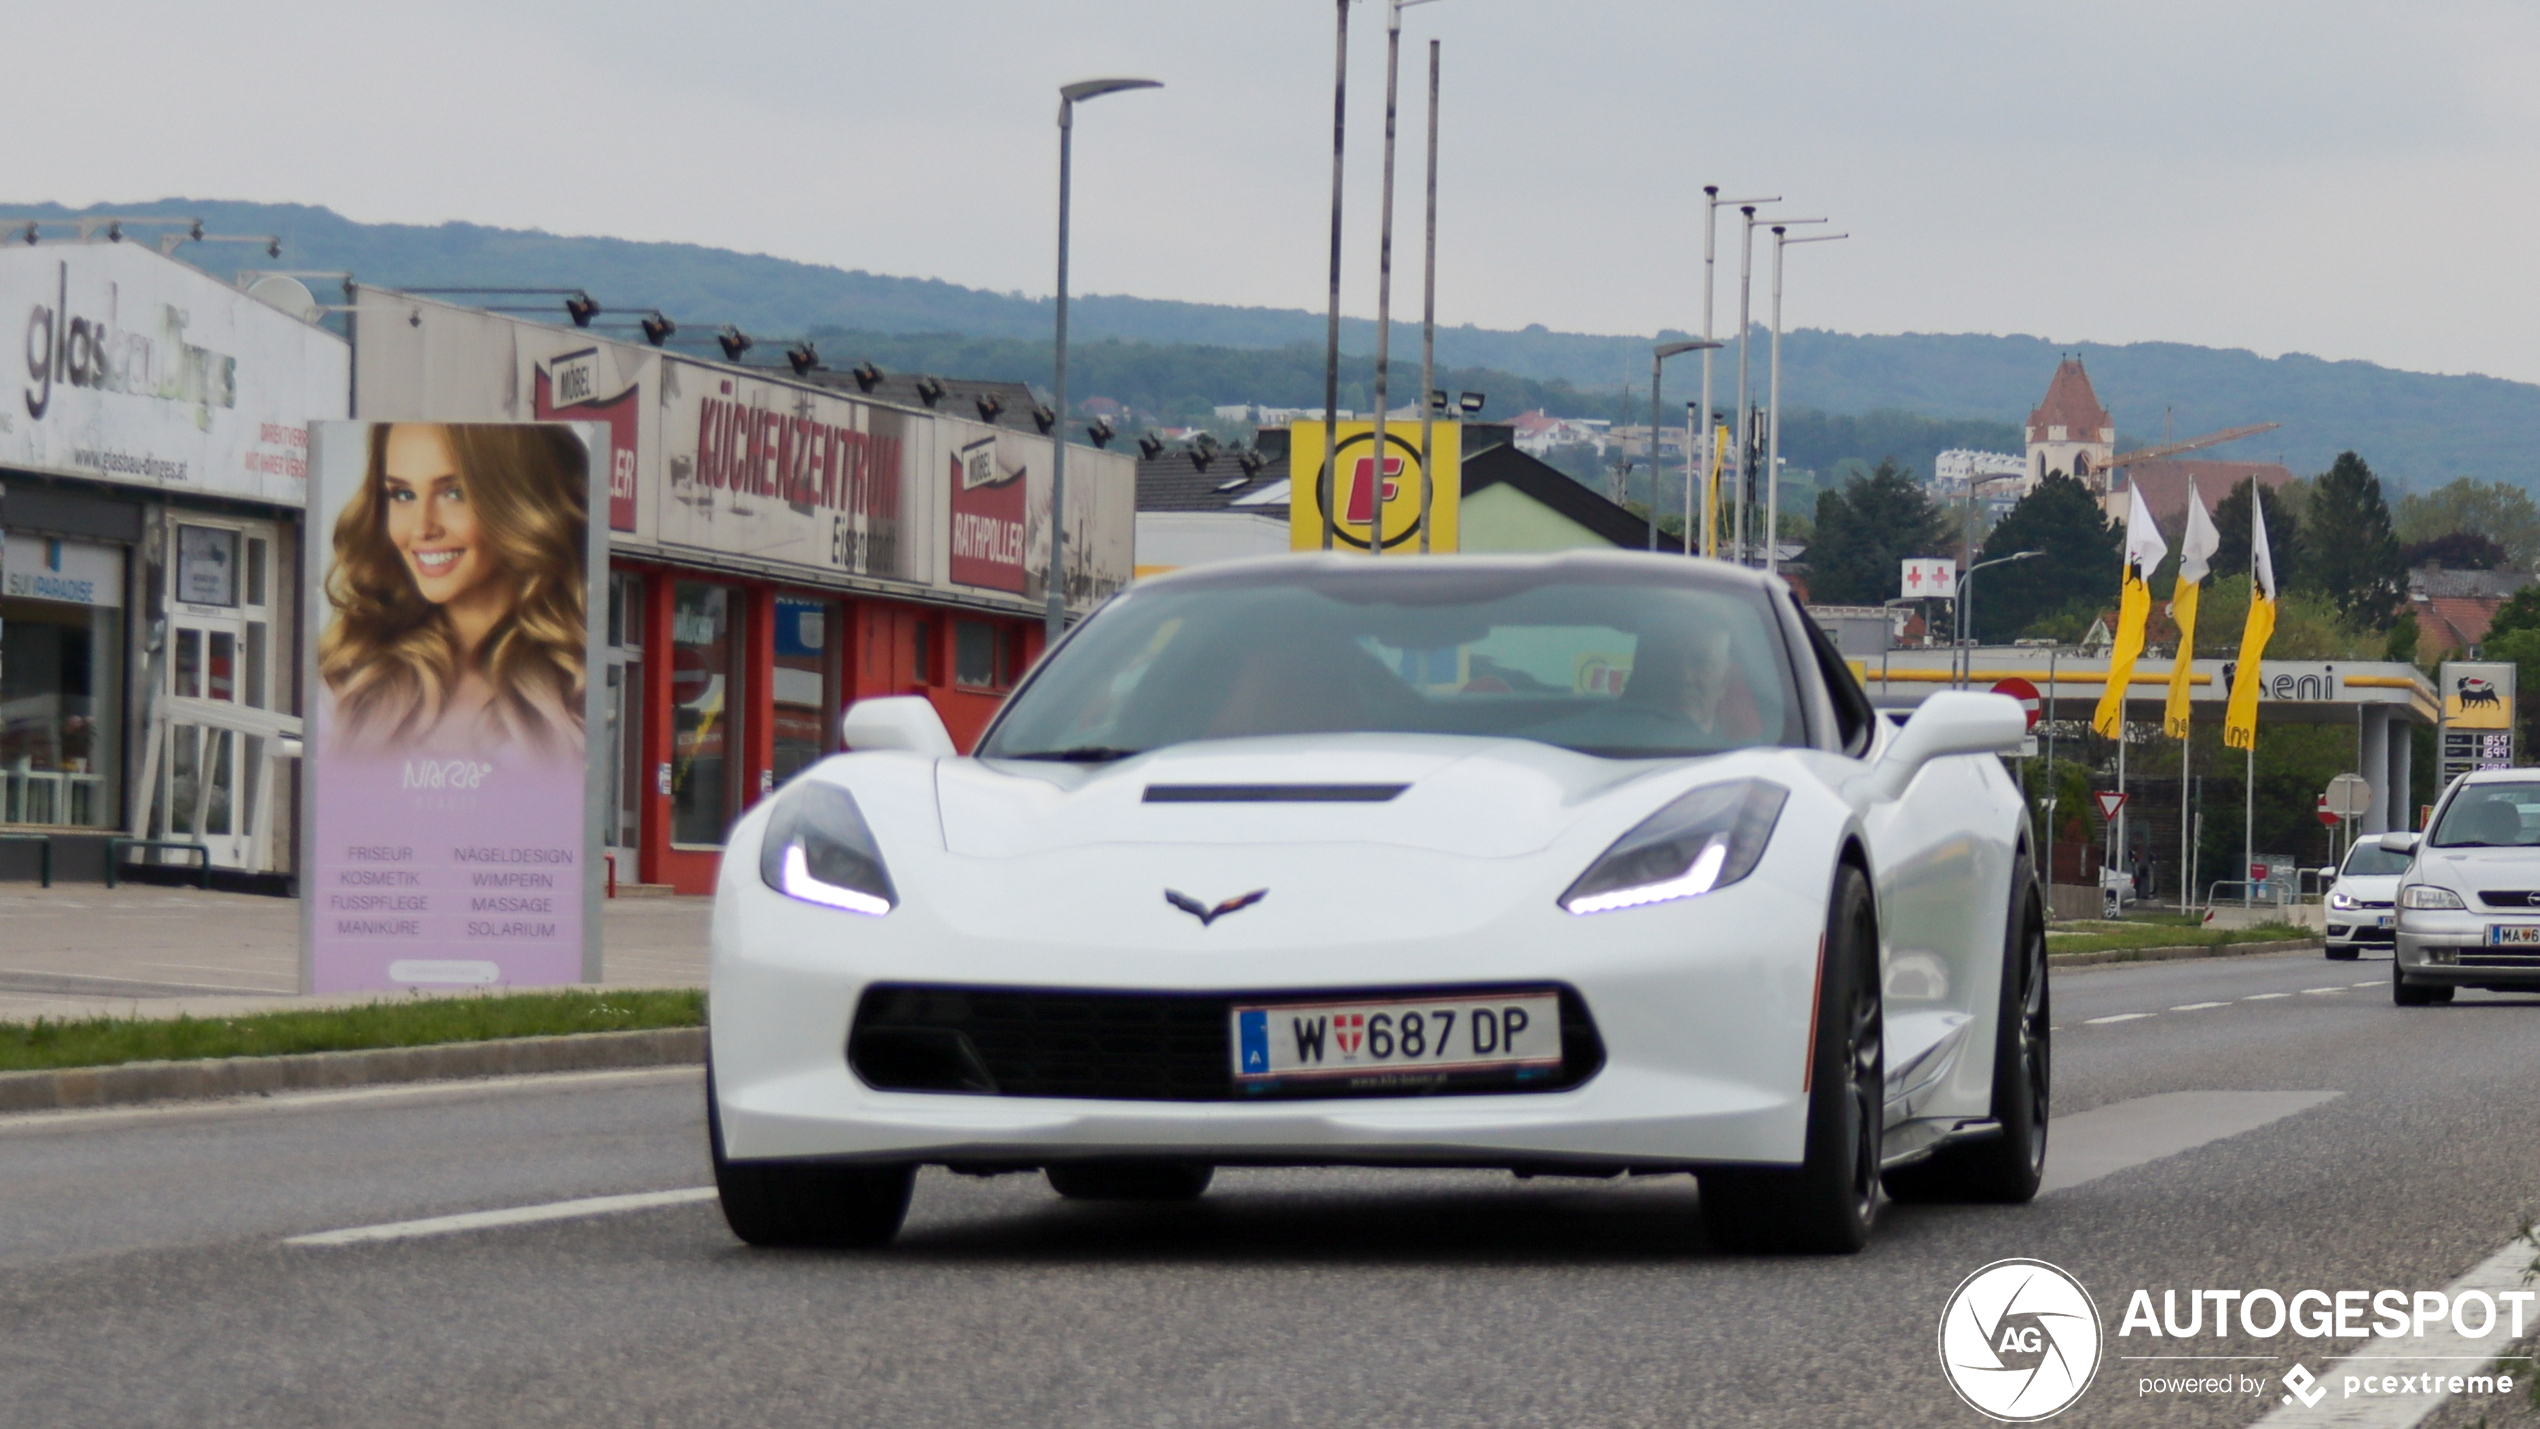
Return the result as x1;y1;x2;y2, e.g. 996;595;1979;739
2178;480;2220;586
2249;486;2276;602
2123;484;2169;581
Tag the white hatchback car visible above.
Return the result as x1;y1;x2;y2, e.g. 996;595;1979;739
2389;770;2540;1004
2322;840;2408;959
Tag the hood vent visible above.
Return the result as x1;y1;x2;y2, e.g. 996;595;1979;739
1142;783;1408;804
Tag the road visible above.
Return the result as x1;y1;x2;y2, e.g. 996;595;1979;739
4;948;2538;1428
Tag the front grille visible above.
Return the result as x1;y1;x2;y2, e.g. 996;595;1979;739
849;983;1604;1102
2477;890;2540;910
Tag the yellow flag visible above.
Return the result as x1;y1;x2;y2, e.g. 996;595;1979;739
2223;487;2278;751
2093;486;2169;739
2165;481;2220;738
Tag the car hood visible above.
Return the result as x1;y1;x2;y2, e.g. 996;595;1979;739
2332;875;2400;900
2414;848;2540;890
936;733;1701;859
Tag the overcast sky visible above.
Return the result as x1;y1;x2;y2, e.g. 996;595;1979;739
20;1;2540;383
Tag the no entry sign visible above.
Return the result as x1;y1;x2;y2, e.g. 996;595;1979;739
1992;677;2042;730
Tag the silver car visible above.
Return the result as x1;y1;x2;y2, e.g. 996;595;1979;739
2388;770;2540;1005
2322;841;2407;959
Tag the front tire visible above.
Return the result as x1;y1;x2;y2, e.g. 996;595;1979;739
1702;861;1883;1254
709;1070;914;1248
2325;944;2360;962
2392;963;2455;1007
1045;1159;1215;1201
1886;854;2049;1204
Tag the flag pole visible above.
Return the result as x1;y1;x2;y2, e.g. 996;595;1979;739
2244;745;2256;910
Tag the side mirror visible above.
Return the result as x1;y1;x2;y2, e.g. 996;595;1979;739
1862;691;2025;802
841;696;956;757
2317;867;2338;882
2377;832;2421;856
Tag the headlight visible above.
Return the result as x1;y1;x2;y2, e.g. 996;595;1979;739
1562;779;1787;915
2328;890;2356;911
758;781;897;916
2400;884;2465;911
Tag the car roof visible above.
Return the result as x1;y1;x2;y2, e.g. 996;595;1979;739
1132;549;1790;596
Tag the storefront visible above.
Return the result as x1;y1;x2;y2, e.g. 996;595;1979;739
352;290;1134;892
0;243;347;881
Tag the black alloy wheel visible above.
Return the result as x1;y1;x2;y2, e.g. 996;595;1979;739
1885;855;2049;1204
709;1069;915;1248
1701;861;1883;1254
1045;1159;1216;1201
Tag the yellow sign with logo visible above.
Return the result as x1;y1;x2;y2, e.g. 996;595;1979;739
1288;421;1460;553
2441;660;2515;729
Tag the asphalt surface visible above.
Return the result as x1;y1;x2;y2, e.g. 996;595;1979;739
4;948;2538;1428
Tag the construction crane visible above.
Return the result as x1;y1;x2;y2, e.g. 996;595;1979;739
2083;421;2283;481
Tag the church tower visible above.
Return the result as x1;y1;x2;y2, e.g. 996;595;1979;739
2024;358;2116;495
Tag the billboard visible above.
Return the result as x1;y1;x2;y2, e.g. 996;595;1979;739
936;413;1134;608
532;345;644;533
2439;659;2516;787
1;244;348;503
1288;421;1461;552
658;358;928;584
301;421;608;993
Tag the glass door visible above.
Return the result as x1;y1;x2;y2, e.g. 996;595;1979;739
157;520;278;869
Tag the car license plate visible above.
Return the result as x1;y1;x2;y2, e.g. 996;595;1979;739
1232;990;1563;1083
2489;924;2540;945
2377;915;2394;929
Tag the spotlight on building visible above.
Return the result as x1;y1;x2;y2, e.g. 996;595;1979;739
1429;389;1450;413
1458;392;1487;415
913;376;946;408
105;221;123;242
787;341;822;376
974;392;1004;422
1029;402;1056;434
564;292;601;328
20;223;37;246
1137;433;1166;461
640;312;676;347
851;362;884;393
265;237;282;259
1086;417;1116;449
716;327;753;361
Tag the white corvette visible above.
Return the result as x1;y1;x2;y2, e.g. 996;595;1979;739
708;552;2045;1254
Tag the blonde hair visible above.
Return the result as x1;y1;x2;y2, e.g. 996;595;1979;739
318;424;588;755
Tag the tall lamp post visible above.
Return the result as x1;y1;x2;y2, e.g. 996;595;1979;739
1764;221;1837;576
1694;188;1776;558
1366;0;1444;560
1956;549;2041;688
1047;77;1161;647
1319;0;1351;551
1650;339;1721;551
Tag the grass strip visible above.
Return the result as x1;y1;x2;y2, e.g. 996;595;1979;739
2046;921;2314;955
0;989;704;1075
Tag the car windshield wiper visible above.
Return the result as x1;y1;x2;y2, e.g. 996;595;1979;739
1000;746;1148;763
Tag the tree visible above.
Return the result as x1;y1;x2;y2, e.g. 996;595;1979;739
1971;472;2121;640
2210;478;2308;592
1803;458;1952;605
2305;452;2408;629
2401;530;2508;571
2395;478;2540;571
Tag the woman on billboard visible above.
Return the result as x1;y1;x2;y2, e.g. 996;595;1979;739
317;423;587;758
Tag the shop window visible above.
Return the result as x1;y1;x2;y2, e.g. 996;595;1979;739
0;536;124;829
955;620;1000;690
999;626;1025;687
245;537;267;607
912;620;932;686
669;582;742;847
175;525;239;607
772;597;840;787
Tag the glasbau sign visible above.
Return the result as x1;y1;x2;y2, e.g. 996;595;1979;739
5;244;348;503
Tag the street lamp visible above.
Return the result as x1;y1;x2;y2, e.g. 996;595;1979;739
1696;188;1776;558
1318;0;1351;551
1651;338;1722;551
1732;203;1814;563
1957;549;2041;687
1047;76;1162;647
1367;0;1446;561
1765;223;1842;576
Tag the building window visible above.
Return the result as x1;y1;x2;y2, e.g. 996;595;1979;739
912;619;932;686
669;582;741;848
175;525;239;607
772;596;839;788
0;535;124;829
954;619;1001;689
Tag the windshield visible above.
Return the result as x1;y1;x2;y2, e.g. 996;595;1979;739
2340;843;2413;876
981;561;1808;761
2429;782;2540;848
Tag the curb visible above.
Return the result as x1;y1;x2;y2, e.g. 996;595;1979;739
2049;937;2323;969
0;1027;707;1115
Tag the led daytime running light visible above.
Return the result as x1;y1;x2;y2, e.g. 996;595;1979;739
1564;838;1730;915
781;844;891;916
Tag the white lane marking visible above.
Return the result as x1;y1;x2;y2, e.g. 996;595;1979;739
2302;987;2350;995
2355;981;2383;988
285;1187;715;1246
2170;1001;2231;1011
2084;1012;2156;1025
2247;1232;2537;1428
2040;1091;2341;1195
2245;992;2293;1000
0;1066;701;1137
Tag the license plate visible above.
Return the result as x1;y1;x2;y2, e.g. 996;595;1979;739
2378;916;2394;929
2489;925;2540;945
1232;990;1563;1084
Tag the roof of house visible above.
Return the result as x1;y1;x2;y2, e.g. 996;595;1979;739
1135;445;1283;513
1461;441;1652;547
2415;595;2504;654
2125;459;2297;530
2027;359;2113;437
2410;566;2534;600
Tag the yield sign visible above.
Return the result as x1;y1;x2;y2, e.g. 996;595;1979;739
1991;677;2042;730
2093;791;2128;821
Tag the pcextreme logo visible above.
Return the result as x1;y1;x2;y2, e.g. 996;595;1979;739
1939;1259;2105;1422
